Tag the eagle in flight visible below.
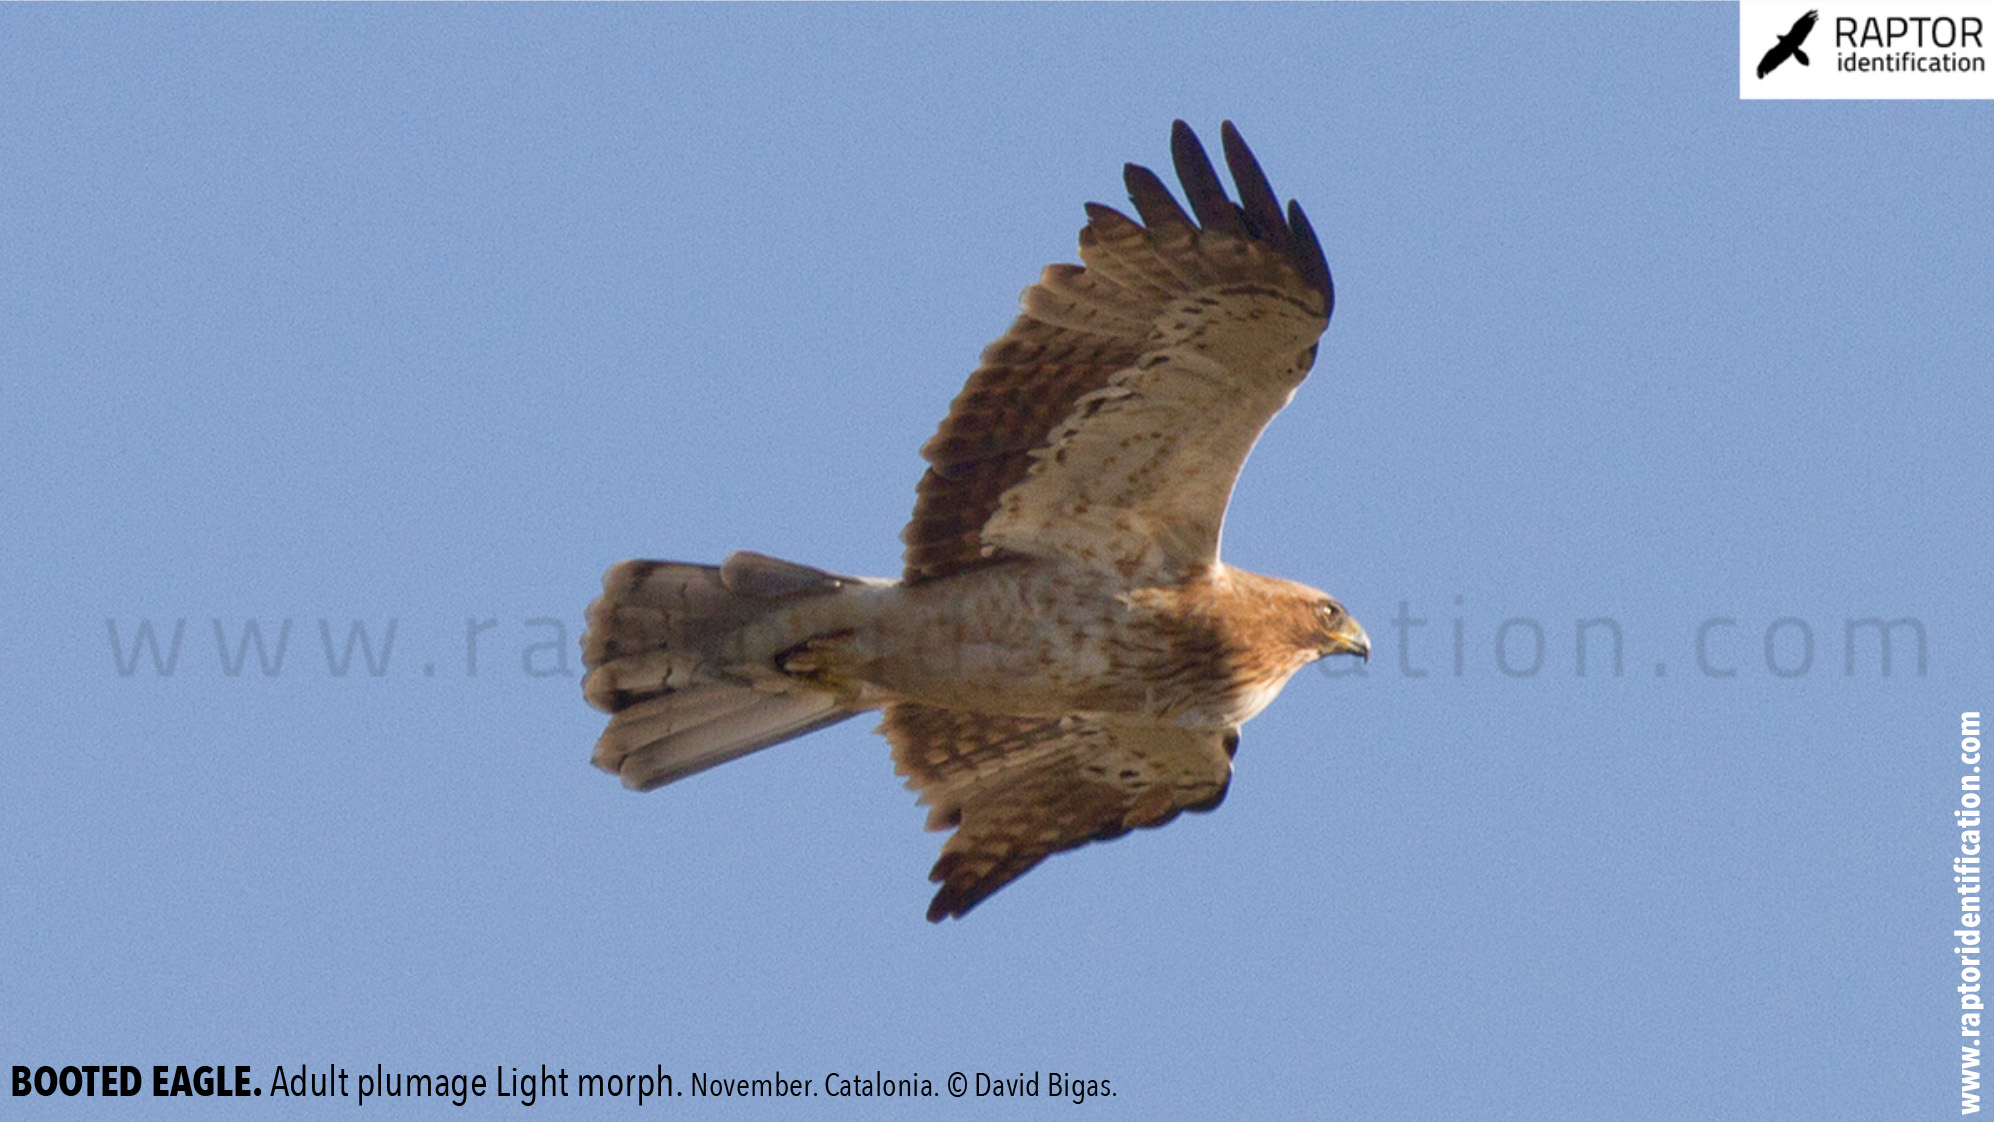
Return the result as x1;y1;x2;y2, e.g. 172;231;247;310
582;121;1370;921
1757;9;1819;78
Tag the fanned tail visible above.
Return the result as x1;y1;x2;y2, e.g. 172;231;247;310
582;551;864;790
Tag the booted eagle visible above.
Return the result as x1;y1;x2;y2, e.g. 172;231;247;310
583;121;1368;921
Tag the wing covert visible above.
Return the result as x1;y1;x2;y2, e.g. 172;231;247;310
902;121;1333;585
882;704;1237;921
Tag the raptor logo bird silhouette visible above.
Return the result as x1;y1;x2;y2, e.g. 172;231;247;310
583;122;1369;921
1758;9;1820;78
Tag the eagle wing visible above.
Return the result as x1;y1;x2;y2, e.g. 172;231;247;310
902;121;1333;586
1757;37;1794;78
883;703;1237;921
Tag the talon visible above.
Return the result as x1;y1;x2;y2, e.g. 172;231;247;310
776;630;857;682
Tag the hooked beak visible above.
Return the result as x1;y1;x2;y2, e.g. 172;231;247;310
1325;615;1371;662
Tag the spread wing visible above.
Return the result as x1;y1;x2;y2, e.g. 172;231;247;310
883;703;1237;921
1757;36;1795;77
902;121;1333;586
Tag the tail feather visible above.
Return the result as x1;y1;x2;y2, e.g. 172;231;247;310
600;686;857;791
582;552;865;790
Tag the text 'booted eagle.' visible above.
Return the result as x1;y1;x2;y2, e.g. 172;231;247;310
582;121;1370;921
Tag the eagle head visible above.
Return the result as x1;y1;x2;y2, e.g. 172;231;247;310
1311;596;1371;663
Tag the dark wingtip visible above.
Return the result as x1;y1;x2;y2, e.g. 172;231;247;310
1288;199;1333;320
926;879;974;923
1122;121;1333;313
1169;120;1247;239
1122;162;1193;232
1219;120;1289;251
925;854;964;922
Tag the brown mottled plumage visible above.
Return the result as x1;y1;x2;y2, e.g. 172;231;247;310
582;121;1369;921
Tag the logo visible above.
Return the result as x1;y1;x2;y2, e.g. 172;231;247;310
1757;9;1820;76
1740;1;1994;99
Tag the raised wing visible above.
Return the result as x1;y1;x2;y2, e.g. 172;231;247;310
902;121;1333;586
883;703;1237;921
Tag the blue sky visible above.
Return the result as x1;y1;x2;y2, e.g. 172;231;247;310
4;6;1987;1119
